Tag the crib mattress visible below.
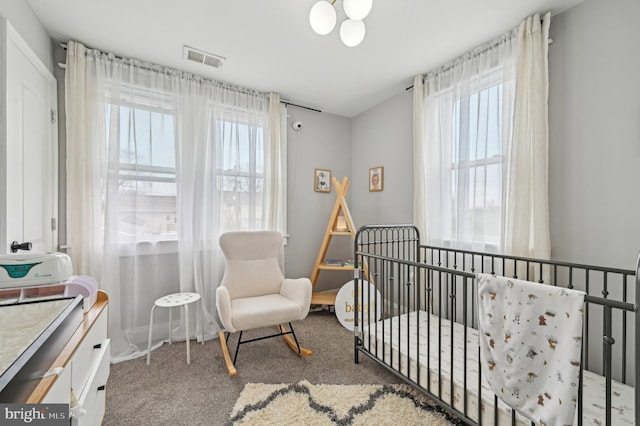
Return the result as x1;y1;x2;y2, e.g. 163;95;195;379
362;310;634;425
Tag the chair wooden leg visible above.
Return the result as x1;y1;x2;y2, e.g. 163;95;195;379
218;330;237;377
279;324;312;357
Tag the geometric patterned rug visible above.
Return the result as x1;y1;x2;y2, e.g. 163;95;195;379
227;380;463;425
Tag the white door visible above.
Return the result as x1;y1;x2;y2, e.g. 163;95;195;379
1;20;58;254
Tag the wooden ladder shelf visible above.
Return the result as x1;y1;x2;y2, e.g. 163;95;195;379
310;176;357;305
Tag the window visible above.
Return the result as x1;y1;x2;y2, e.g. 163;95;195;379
420;65;512;252
216;117;266;231
107;102;268;242
106;103;178;241
447;83;504;246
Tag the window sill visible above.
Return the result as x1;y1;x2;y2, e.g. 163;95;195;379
433;239;501;254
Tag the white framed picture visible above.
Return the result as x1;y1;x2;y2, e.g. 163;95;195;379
369;166;383;192
314;168;331;193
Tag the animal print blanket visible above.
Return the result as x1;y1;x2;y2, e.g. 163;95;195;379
477;273;585;426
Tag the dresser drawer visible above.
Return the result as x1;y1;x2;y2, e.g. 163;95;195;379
73;338;110;426
71;305;108;396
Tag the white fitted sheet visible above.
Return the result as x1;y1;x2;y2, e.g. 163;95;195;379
362;310;634;425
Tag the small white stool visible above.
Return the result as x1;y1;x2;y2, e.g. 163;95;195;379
146;292;203;365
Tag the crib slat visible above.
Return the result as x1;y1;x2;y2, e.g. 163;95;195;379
438;269;443;399
493;395;498;426
450;271;455;408
622;273;628;383
415;266;421;388
463;276;468;418
427;271;432;393
603;305;613;425
405;266;411;387
585;272;590;370
636;255;640;426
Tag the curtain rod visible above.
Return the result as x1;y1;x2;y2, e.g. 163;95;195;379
280;100;321;113
59;43;322;113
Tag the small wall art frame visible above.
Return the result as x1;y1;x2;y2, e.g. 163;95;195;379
314;168;331;192
369;166;383;192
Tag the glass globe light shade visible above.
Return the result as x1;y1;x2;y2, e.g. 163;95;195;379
309;1;337;35
343;0;373;21
340;19;366;47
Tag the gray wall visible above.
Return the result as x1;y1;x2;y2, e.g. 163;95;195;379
290;90;414;294
0;0;52;72
351;90;414;227
284;107;353;292
548;0;640;270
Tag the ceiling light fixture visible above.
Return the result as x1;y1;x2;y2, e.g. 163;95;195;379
309;0;372;47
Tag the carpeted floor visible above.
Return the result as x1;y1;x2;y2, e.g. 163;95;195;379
105;310;446;426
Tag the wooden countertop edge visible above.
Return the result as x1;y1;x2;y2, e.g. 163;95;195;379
26;290;109;404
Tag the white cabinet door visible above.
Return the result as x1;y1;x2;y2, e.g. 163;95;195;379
1;19;58;254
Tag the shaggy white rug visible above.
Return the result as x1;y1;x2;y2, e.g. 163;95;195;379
228;380;461;425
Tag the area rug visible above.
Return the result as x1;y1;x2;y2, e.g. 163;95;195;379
228;380;462;425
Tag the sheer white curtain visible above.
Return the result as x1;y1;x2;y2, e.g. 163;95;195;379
418;31;517;252
504;14;551;259
65;41;285;362
264;93;287;234
65;42;105;281
414;13;550;258
412;75;428;242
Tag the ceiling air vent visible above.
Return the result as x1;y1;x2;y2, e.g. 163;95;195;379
183;45;225;69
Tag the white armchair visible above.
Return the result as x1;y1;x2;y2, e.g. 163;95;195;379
216;231;312;376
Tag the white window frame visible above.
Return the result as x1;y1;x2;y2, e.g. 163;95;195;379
439;71;508;252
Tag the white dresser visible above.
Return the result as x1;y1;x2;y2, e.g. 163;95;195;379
29;291;110;426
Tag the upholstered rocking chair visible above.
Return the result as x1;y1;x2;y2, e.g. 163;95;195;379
216;231;312;376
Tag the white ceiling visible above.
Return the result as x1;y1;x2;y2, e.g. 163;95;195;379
28;0;582;117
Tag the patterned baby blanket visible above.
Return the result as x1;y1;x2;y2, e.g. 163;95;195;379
477;273;586;426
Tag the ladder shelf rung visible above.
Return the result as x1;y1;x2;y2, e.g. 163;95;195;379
318;264;354;271
311;292;337;305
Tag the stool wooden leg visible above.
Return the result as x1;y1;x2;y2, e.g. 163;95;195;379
185;304;191;364
146;305;157;365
